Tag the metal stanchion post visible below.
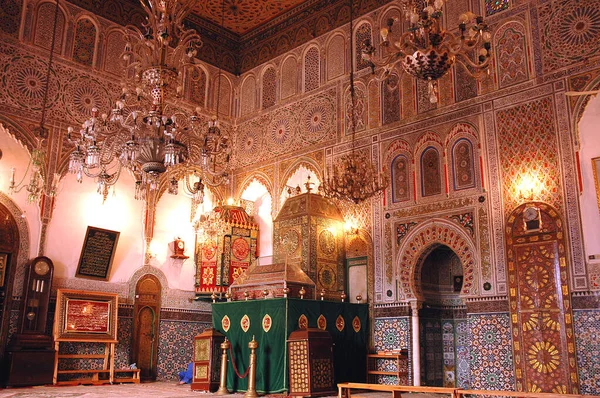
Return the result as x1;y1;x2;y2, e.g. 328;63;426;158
244;336;259;398
216;338;230;395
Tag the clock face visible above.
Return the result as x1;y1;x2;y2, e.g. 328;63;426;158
524;207;539;222
177;240;184;249
34;259;50;276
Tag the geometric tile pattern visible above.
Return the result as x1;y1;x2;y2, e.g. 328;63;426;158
157;320;212;380
373;317;410;352
538;0;600;74
455;320;471;389
573;310;600;395
468;313;515;391
443;321;456;387
496;97;562;215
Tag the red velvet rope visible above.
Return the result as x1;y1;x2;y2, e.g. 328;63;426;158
228;345;250;379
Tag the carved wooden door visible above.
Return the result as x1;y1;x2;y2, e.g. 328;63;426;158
0;204;19;366
506;202;579;393
133;274;161;381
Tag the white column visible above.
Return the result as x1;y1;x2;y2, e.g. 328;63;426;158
410;301;422;386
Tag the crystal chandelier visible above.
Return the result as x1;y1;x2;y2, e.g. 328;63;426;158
9;0;61;204
321;0;388;205
361;0;492;103
67;0;231;202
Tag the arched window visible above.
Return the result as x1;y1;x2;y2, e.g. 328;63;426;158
186;67;207;108
421;147;442;197
392;154;410;203
262;66;277;109
72;18;97;66
304;46;320;92
103;30;127;75
452;139;476;190
240;75;257;116
382;74;400;125
280;57;297;99
355;22;372;71
34;2;65;53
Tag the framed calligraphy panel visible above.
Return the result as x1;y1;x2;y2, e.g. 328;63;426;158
76;226;120;281
54;289;118;342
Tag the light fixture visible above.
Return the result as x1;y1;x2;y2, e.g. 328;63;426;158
9;0;61;203
321;0;388;204
361;0;492;103
66;0;232;202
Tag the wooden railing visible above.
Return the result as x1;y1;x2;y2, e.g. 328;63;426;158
338;382;597;398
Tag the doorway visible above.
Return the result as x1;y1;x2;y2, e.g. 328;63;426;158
132;274;161;381
0;204;19;367
418;245;464;387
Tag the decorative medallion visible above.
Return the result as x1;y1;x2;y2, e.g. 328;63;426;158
222;315;231;332
270;118;291;145
318;230;335;255
352;316;361;333
281;229;300;254
232;238;250;260
336;315;345;332
241;314;250;333
317;314;327;330
318;264;336;289
298;314;308;329
262;314;272;332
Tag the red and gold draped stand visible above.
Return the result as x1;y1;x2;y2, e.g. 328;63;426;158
195;205;259;298
192;328;226;392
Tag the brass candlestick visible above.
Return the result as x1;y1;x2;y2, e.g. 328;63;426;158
216;338;230;395
299;286;306;299
244;336;259;398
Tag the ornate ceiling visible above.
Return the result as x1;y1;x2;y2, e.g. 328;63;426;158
192;0;309;36
69;0;392;73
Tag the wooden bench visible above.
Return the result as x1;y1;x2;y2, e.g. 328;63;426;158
113;368;141;384
338;382;458;398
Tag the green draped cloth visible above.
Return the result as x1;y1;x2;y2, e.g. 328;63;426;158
211;298;368;393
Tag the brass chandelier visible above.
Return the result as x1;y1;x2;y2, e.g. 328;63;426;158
67;0;231;202
322;0;388;205
361;0;492;103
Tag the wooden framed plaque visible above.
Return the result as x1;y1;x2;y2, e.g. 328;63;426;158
593;157;600;213
76;226;120;281
53;289;118;342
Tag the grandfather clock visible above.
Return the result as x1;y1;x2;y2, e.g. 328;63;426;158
5;256;55;386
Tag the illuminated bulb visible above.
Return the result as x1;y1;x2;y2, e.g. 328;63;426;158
380;27;389;41
434;0;444;10
479;48;488;56
482;31;492;41
459;13;469;23
424;5;435;15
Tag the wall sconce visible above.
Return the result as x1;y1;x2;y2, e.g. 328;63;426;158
516;173;541;202
344;219;360;236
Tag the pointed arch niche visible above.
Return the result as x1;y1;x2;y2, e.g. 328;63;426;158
395;219;478;301
240;178;273;262
279;163;322;209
